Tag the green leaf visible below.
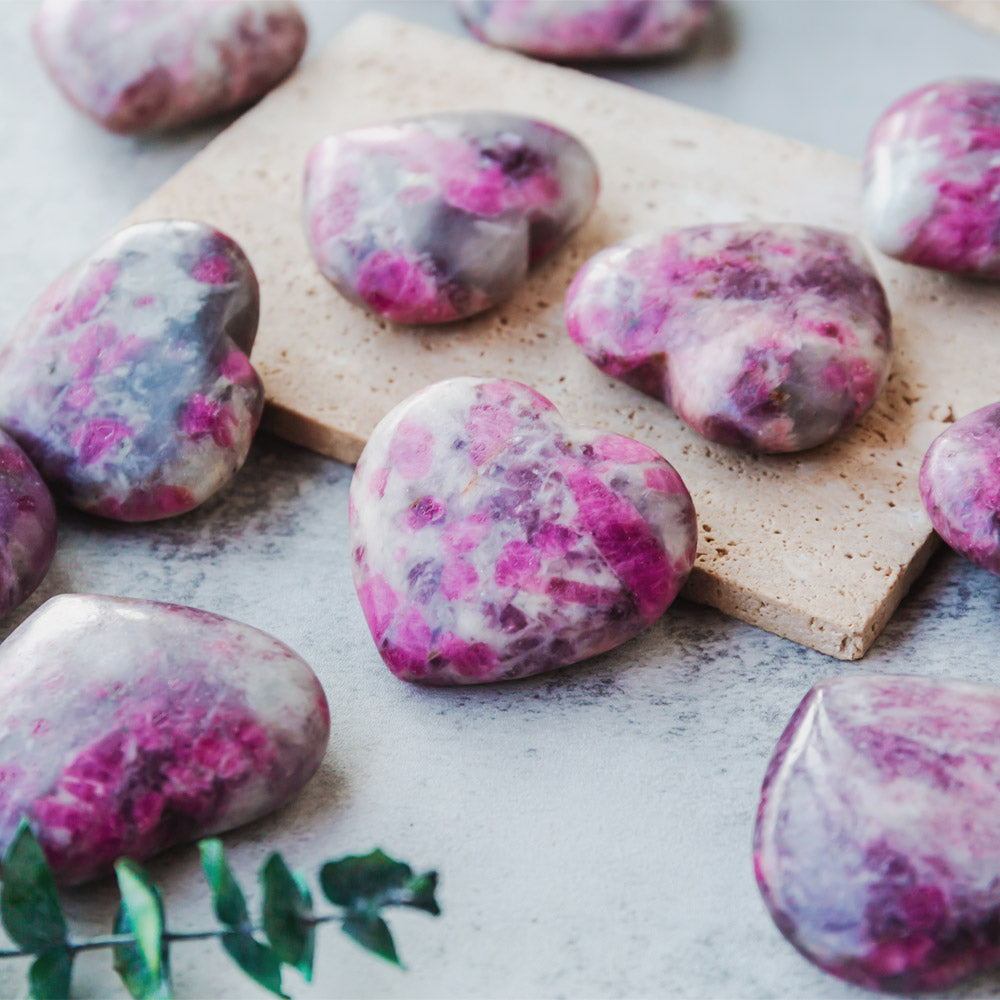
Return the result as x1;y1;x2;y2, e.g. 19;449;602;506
113;860;171;1000
0;819;67;952
28;946;73;1000
261;853;315;981
221;931;286;997
319;849;440;915
199;839;249;929
342;912;400;966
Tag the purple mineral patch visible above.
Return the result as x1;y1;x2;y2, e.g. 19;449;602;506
303;112;599;324
863;79;1000;278
0;220;264;522
33;0;307;134
350;376;697;684
755;675;1000;993
920;401;1000;576
0;430;57;620
455;0;713;61
0;594;330;886
565;223;892;453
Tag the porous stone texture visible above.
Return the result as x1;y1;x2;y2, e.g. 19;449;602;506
0;431;56;620
0;220;264;522
863;79;1000;278
454;0;713;60
755;674;1000;993
123;13;1000;658
349;377;696;684
565;223;892;453
33;0;307;134
920;402;1000;576
303;112;598;323
0;594;329;886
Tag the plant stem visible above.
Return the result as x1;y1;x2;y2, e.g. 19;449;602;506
0;912;350;960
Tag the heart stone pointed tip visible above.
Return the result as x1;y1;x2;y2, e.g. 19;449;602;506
303;112;599;324
350;376;697;684
920;401;1000;576
0;594;330;886
864;79;1000;278
566;223;892;453
33;0;308;134
455;0;714;61
755;674;1000;992
0;220;264;522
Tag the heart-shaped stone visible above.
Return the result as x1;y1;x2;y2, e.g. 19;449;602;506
0;431;57;619
303;112;599;324
920;402;1000;576
0;594;329;886
755;674;1000;992
566;223;892;452
0;220;265;521
350;377;697;684
864;79;1000;278
455;0;713;60
33;0;307;134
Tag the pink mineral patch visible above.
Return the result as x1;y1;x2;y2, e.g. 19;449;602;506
349;376;697;684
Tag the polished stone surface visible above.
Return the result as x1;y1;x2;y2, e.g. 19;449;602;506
755;674;1000;993
303;111;598;323
33;0;307;134
566;223;892;452
5;2;1000;997
920;402;1000;577
864;79;1000;278
0;431;56;621
350;377;696;683
454;0;713;60
0;220;264;521
0;594;329;886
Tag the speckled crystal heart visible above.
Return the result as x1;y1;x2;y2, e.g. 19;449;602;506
303;111;599;323
566;223;892;453
350;377;697;684
0;220;264;521
755;675;1000;992
0;594;329;886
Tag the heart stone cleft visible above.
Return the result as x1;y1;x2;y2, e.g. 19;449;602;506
755;674;1000;993
350;377;697;684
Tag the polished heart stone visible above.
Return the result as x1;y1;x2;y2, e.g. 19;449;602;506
350;377;697;684
755;674;1000;993
303;112;599;324
565;223;892;453
33;0;307;134
920;402;1000;575
0;594;330;886
0;220;264;521
0;431;57;620
455;0;713;60
864;80;1000;278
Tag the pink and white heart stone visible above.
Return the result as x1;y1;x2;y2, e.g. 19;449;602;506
566;223;892;453
349;377;697;685
755;674;1000;992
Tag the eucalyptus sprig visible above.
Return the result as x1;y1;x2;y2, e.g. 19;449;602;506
0;819;440;999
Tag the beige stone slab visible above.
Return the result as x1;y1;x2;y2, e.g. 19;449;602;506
936;0;1000;33
126;12;999;660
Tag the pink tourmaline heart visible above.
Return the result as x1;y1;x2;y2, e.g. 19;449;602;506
0;594;330;886
349;377;697;684
33;0;307;134
303;112;599;324
920;401;1000;576
566;223;892;453
864;79;1000;278
755;674;1000;992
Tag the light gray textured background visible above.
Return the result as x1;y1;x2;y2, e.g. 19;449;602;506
1;2;1000;998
